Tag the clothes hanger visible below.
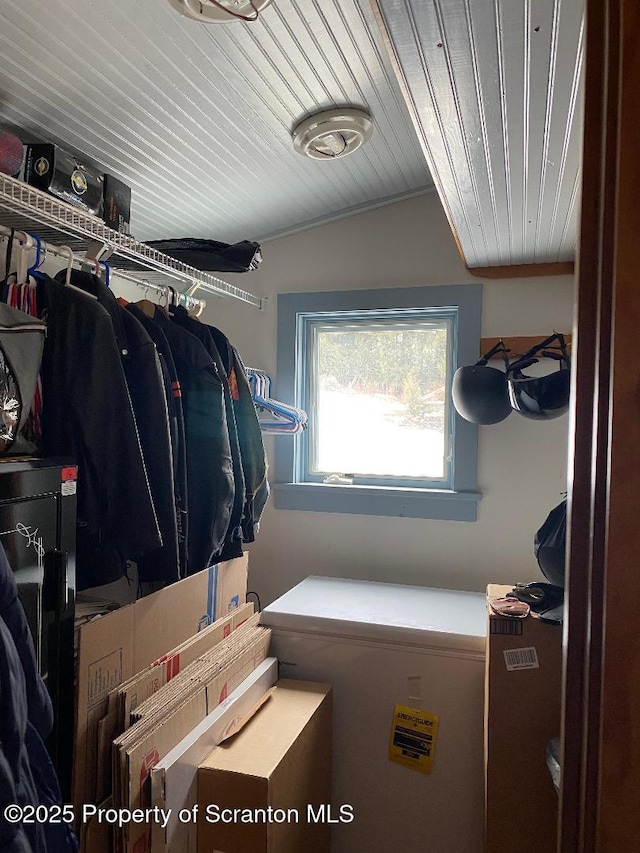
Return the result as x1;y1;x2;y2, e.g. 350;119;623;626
3;228;14;285
16;232;34;284
26;234;47;287
246;368;307;433
99;260;111;288
83;256;103;279
58;246;98;300
166;285;178;315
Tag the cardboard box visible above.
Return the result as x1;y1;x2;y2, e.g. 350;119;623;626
116;621;271;853
151;658;278;853
485;584;562;853
103;173;131;233
74;555;248;812
118;602;254;729
198;680;332;853
25;143;104;215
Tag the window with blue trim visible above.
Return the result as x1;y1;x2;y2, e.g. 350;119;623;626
275;285;482;521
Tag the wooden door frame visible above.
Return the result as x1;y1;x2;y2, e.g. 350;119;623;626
560;1;640;849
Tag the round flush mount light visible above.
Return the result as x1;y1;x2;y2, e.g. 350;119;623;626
168;0;274;23
292;108;374;160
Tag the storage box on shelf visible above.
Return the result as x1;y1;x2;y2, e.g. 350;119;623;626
0;172;264;308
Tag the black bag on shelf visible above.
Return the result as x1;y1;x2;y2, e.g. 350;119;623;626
146;238;262;273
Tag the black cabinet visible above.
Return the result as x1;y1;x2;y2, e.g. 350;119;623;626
0;458;76;799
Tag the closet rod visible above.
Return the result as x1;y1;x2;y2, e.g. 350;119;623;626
0;226;206;314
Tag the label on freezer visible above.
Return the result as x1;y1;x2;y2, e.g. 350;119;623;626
503;646;539;671
388;704;439;775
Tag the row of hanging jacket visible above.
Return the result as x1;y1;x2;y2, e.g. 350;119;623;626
1;236;269;591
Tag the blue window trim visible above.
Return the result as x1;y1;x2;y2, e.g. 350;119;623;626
275;284;482;521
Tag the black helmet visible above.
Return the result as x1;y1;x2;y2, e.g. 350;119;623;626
452;341;512;425
534;498;567;587
506;333;570;420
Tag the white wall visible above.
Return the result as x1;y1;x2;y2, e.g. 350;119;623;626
203;191;575;606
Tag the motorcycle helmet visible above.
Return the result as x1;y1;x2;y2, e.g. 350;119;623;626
506;333;570;420
452;341;511;425
534;498;567;587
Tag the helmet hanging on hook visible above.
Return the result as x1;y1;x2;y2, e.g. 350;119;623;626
506;333;570;420
452;340;512;425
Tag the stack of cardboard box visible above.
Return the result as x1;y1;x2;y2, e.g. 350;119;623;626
73;555;271;852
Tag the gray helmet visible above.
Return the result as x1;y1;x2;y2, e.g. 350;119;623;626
452;341;511;425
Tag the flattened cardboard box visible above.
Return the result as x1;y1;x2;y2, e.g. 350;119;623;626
93;605;255;806
485;584;562;853
198;680;332;853
120;628;271;853
119;602;254;730
150;658;279;853
74;555;248;812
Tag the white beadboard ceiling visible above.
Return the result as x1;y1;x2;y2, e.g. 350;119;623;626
0;0;585;267
372;0;584;269
0;0;432;244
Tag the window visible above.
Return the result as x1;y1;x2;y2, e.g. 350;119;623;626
275;285;482;520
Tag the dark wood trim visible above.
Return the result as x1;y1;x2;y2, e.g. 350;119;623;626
468;262;575;278
559;0;606;845
560;1;640;850
593;1;640;847
480;335;572;360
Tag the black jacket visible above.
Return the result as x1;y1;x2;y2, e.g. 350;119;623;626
54;271;180;584
126;303;189;578
116;305;179;583
206;327;269;542
169;305;245;562
39;274;161;588
151;307;234;574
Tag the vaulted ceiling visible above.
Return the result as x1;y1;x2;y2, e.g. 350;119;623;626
0;0;432;244
372;0;584;270
0;0;584;269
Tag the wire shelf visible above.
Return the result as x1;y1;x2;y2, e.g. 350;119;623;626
0;174;265;309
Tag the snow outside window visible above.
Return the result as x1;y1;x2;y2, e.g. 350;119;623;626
275;285;482;521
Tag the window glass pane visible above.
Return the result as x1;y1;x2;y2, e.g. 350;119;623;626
311;321;450;480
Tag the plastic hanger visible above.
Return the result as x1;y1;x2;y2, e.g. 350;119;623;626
85;256;101;275
26;234;46;283
166;285;178;314
16;232;34;284
58;246;98;300
246;368;308;434
99;260;111;288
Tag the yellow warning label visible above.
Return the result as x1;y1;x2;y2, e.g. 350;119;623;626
388;703;439;775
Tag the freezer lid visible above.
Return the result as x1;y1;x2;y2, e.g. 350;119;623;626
261;576;487;654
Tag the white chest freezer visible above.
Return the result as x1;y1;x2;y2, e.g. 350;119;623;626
261;576;487;853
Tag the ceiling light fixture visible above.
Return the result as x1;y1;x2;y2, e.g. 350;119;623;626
168;0;274;23
292;108;374;160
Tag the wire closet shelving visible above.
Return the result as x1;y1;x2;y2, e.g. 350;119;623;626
0;174;265;310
